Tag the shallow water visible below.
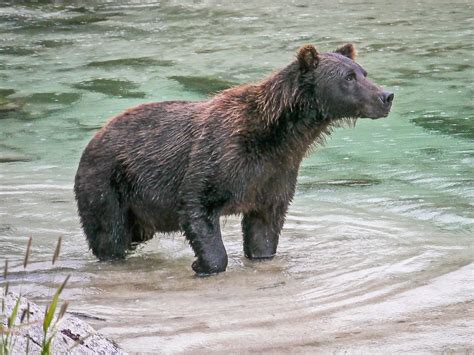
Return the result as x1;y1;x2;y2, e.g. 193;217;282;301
0;0;473;352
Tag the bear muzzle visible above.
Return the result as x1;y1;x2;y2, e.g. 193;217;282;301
364;90;394;119
379;91;394;118
380;91;394;106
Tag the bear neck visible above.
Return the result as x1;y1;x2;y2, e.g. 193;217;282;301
251;63;334;158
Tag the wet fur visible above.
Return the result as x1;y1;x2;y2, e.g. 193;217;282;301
74;43;386;274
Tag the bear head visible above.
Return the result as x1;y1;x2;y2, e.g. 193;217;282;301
297;43;394;120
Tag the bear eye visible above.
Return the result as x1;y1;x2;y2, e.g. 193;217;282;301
345;73;356;81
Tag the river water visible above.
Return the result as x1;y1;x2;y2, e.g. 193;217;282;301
0;0;473;352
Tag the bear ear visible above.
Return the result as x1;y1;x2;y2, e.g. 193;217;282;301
335;43;357;60
297;44;320;71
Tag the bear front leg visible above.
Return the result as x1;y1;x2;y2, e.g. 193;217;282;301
181;208;228;276
242;203;288;260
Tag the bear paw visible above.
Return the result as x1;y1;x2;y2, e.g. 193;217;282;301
192;257;227;276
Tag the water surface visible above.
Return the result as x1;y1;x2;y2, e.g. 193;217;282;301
0;0;473;352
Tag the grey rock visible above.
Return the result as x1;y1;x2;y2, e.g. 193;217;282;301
1;292;125;354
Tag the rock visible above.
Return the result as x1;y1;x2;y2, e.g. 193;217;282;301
1;292;125;354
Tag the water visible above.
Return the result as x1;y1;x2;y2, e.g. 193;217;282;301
1;0;473;352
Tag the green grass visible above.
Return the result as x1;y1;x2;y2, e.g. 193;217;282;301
1;237;70;355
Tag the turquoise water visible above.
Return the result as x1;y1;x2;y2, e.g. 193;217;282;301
1;1;473;352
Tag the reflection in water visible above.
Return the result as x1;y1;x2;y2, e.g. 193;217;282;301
0;0;473;352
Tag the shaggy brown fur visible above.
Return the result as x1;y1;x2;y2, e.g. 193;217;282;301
74;43;393;275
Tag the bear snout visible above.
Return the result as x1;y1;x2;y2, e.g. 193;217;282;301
375;91;394;117
380;91;394;105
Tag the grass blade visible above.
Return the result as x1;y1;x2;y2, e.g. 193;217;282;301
3;259;7;280
41;337;53;355
42;275;70;334
23;237;32;269
56;274;70;296
58;301;69;321
7;297;21;329
20;309;27;324
52;237;62;265
43;300;57;334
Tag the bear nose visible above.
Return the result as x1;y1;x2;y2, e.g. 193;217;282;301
381;91;394;104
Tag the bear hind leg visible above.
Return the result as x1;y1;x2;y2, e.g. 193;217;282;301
242;202;288;260
77;184;132;261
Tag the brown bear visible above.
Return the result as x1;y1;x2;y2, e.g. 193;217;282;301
74;43;393;275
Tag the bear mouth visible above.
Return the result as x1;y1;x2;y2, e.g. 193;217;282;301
373;109;391;119
369;112;389;120
364;103;392;119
